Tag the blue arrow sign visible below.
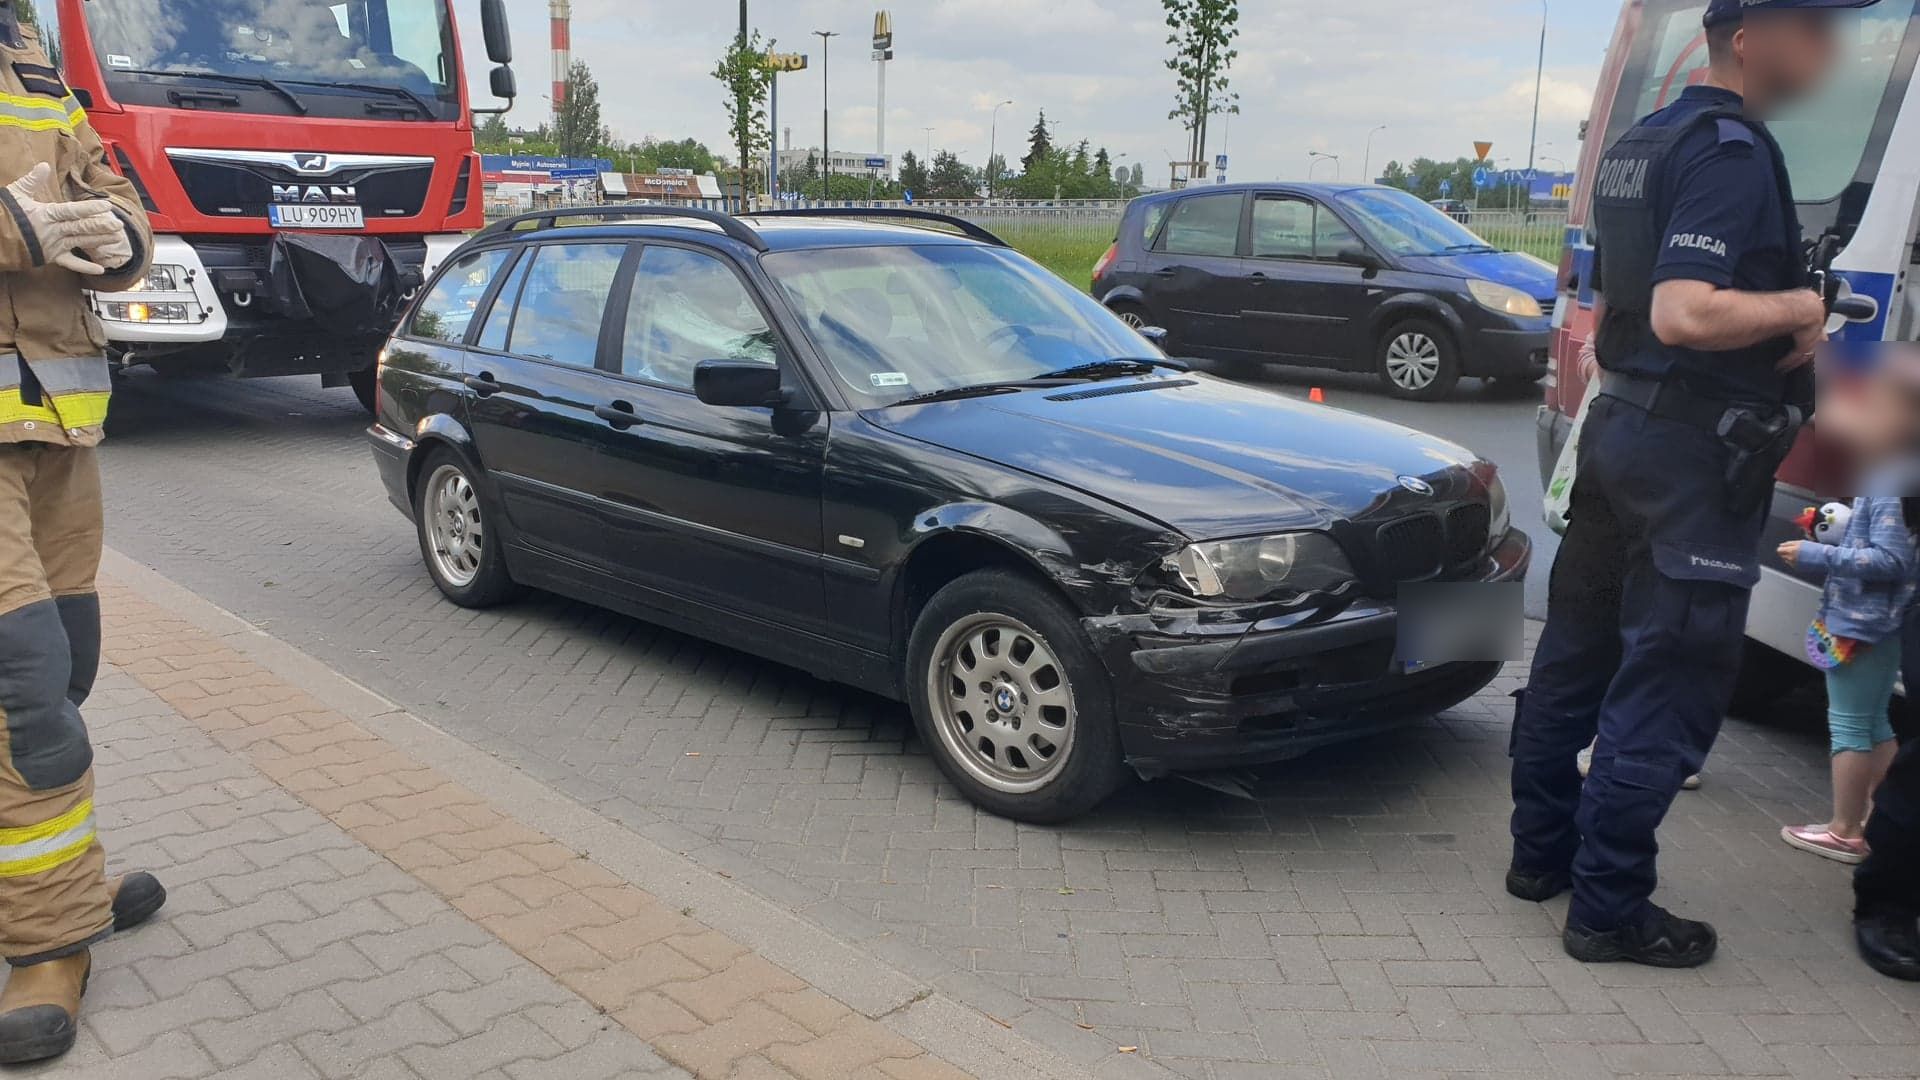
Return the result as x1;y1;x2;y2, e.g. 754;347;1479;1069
1473;167;1490;188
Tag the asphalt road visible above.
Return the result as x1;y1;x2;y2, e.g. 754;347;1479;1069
91;370;1866;1080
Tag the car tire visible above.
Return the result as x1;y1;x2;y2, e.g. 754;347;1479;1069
1375;319;1461;401
348;364;378;415
906;569;1129;823
413;447;519;609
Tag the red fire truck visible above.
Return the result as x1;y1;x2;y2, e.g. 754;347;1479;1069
26;0;515;411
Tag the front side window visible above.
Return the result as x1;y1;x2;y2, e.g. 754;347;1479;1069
1335;187;1496;257
1156;193;1243;257
408;247;509;343
619;247;776;391
506;244;627;367
81;0;460;120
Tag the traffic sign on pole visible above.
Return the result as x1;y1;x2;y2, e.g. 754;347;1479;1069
1474;141;1493;162
1439;179;1452;196
1472;167;1490;188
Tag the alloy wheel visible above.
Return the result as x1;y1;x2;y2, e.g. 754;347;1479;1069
425;464;484;588
1384;331;1443;391
926;613;1078;794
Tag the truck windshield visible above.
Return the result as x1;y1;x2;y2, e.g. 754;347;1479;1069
1602;0;1919;205
82;0;458;121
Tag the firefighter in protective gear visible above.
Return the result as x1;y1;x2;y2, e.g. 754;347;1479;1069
0;0;166;1063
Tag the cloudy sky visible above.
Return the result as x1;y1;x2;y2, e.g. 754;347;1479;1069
454;0;1618;181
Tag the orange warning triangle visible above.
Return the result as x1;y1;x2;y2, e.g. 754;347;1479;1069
1474;141;1493;162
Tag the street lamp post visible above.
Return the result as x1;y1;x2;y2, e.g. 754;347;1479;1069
1308;151;1340;180
922;126;935;161
987;99;1013;200
1528;1;1548;176
1362;124;1388;183
813;29;837;198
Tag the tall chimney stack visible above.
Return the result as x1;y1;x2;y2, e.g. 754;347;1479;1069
550;0;572;128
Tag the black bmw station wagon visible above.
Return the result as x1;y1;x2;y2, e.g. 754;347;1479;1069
367;206;1530;822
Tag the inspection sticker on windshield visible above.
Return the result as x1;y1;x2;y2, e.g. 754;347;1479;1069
107;55;134;69
870;372;911;388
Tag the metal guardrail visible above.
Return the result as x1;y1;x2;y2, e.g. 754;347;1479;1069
484;196;1570;263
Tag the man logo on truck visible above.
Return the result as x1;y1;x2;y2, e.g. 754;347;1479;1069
271;184;358;205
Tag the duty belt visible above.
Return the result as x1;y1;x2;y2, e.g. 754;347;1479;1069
1597;371;1770;432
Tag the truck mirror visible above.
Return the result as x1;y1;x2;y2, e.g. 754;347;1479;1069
481;0;513;65
489;65;516;103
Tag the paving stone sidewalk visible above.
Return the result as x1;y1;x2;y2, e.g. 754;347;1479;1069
50;580;1109;1080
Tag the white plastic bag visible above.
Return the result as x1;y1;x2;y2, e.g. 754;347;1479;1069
1543;376;1603;537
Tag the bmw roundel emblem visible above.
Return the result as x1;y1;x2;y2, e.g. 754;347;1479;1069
1397;475;1435;496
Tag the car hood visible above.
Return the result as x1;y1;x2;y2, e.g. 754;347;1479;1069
1398;249;1556;299
865;375;1483;538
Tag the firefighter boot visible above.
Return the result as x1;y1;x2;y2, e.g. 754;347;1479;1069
0;952;89;1064
110;872;165;932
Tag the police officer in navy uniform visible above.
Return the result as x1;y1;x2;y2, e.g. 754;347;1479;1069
1507;0;1873;969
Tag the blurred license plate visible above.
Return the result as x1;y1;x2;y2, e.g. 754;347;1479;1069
269;204;364;229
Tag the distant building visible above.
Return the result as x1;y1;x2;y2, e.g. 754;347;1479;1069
761;147;893;179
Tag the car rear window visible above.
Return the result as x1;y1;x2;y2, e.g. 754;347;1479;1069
507;243;628;367
1156;193;1242;257
408;248;511;343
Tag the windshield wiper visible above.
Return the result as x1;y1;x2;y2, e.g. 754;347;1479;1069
1434;242;1499;255
1034;357;1190;381
284;79;437;118
891;379;1071;407
120;68;308;114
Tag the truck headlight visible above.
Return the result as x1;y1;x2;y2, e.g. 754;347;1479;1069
1467;279;1543;319
134;264;186;293
1163;533;1355;601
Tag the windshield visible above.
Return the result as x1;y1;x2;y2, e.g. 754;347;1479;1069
1334;188;1495;257
1605;0;1919;204
82;0;459;120
762;244;1156;407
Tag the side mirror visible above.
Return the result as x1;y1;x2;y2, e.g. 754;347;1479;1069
1135;325;1170;345
480;0;513;64
694;360;785;408
1336;248;1385;274
489;65;517;103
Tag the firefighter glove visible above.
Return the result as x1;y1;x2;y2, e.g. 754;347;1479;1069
3;163;124;276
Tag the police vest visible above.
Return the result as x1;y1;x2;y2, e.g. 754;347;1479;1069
1590;106;1804;392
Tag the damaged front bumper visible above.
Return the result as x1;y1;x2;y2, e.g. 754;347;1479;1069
1088;528;1532;774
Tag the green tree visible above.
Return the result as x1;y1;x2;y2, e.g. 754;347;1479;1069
475;114;512;153
554;60;610;159
1022;110;1053;173
1130;162;1146;189
1164;0;1240;175
927;151;978;199
713;31;776;198
898;150;929;196
1093;147;1114;187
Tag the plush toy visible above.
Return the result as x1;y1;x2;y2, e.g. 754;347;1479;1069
1795;502;1853;545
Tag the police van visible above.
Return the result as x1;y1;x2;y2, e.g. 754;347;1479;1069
1540;0;1920;709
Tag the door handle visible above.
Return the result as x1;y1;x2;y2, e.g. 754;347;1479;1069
594;401;642;429
1248;272;1269;285
1153;268;1177;278
463;372;499;397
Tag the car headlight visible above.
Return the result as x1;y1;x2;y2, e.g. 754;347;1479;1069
1467;279;1544;319
1163;532;1355;602
1487;473;1511;543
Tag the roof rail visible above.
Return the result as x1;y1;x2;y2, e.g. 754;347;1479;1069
743;207;1009;247
475;205;769;252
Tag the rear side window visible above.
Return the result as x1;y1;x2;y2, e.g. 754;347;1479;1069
507;243;629;367
1156;193;1242;257
619;247;776;391
408;248;510;343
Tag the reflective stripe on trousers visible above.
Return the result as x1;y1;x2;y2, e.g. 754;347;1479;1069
0;445;109;962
